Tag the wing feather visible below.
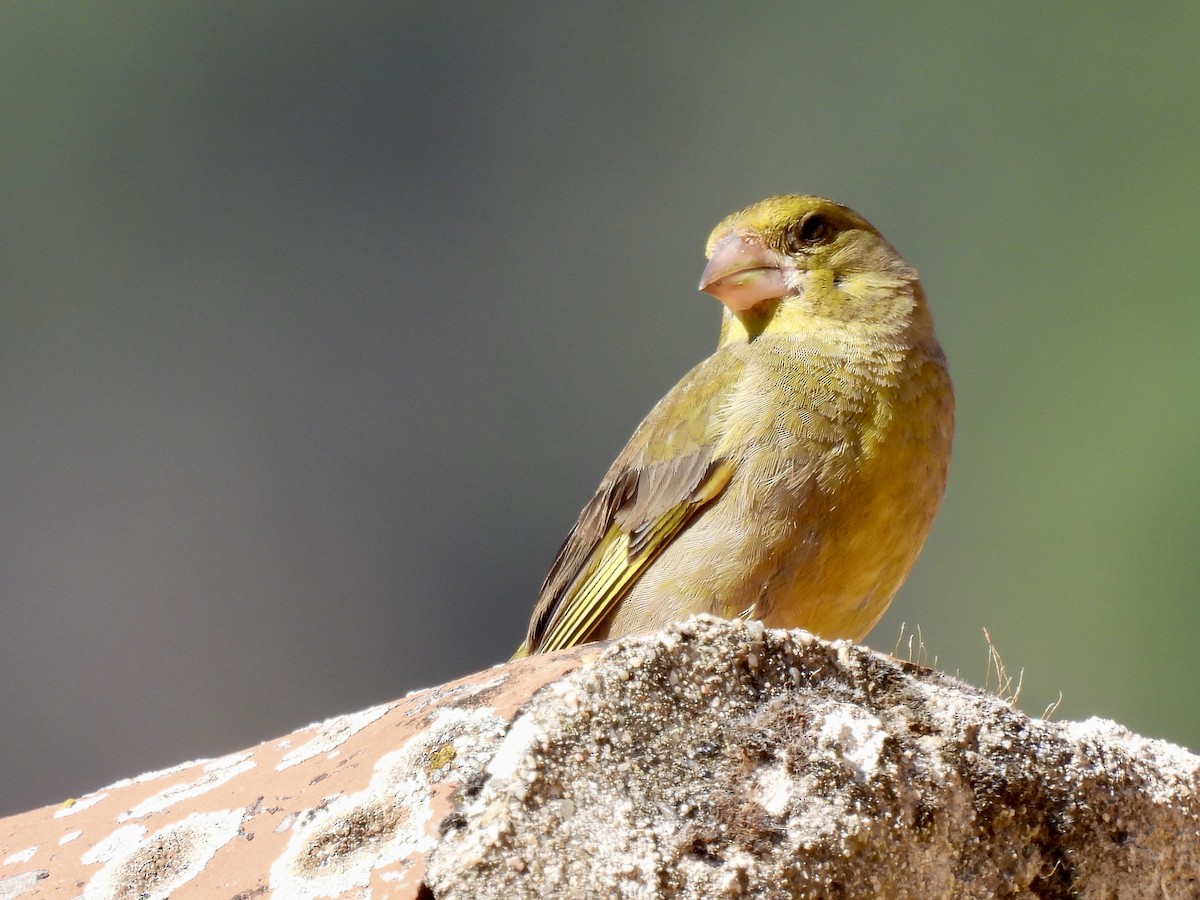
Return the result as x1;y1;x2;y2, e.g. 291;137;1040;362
522;453;734;655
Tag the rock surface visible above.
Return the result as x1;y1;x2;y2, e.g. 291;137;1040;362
2;617;1197;898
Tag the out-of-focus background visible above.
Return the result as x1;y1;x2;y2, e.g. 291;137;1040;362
3;4;1198;817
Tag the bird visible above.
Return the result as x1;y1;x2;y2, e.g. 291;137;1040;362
516;195;953;657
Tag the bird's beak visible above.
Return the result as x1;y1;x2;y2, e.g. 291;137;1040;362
698;234;788;311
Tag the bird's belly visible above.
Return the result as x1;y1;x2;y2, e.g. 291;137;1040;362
600;412;950;644
762;465;942;639
761;422;950;640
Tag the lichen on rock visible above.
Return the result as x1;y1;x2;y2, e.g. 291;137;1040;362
426;616;1200;899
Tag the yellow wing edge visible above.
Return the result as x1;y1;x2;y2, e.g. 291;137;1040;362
514;459;734;657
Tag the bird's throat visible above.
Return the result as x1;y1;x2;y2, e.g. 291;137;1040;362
721;299;782;345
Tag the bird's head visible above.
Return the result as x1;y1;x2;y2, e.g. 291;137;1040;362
699;195;929;343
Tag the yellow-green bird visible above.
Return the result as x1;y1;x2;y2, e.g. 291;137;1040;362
516;195;953;657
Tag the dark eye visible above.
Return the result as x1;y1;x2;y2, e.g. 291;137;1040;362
784;213;832;252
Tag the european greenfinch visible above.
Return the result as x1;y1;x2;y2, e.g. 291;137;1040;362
517;195;953;657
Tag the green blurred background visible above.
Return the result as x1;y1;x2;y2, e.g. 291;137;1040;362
2;3;1198;816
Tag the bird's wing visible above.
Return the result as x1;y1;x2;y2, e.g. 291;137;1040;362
519;450;735;656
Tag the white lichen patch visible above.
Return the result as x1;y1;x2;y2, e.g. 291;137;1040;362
80;824;144;867
53;792;108;818
753;763;792;817
1067;718;1200;775
276;701;395;770
484;713;543;784
103;758;202;792
815;705;887;780
0;870;50;896
82;809;242;900
270;706;506;898
3;846;36;865
117;752;256;822
398;675;508;723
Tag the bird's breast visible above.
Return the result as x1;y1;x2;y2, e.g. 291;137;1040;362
711;337;953;639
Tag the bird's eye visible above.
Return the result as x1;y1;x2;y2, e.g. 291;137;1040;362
784;213;832;252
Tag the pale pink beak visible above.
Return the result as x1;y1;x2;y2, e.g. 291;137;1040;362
698;234;789;311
